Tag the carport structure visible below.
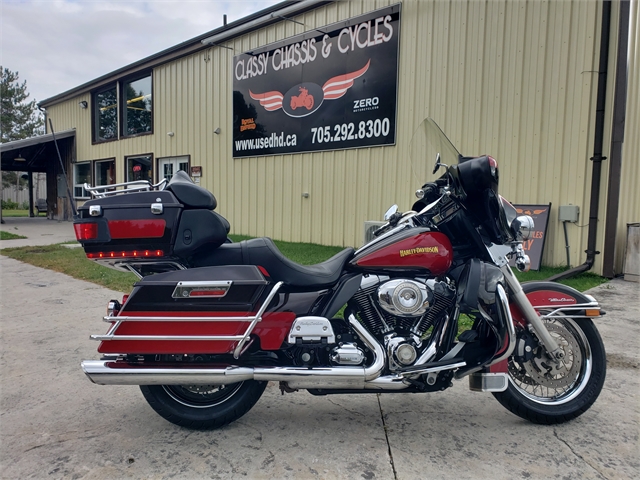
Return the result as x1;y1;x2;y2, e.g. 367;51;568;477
0;129;75;221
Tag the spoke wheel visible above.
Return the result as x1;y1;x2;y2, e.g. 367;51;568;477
493;317;605;424
140;380;267;430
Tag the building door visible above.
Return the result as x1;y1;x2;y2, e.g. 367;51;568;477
158;156;189;182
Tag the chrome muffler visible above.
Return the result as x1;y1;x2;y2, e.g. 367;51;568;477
82;314;393;390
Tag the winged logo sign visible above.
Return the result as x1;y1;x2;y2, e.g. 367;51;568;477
232;5;400;158
249;61;371;118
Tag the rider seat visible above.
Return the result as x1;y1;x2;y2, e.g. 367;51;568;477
193;237;354;288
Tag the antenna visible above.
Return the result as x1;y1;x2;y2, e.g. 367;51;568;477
48;118;78;218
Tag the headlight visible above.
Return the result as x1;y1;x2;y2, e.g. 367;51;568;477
516;215;534;240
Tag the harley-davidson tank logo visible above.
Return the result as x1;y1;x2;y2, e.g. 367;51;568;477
249;60;371;118
400;246;439;257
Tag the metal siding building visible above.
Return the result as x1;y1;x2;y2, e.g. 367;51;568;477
40;0;637;277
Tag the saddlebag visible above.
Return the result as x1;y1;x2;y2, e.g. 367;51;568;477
94;266;294;355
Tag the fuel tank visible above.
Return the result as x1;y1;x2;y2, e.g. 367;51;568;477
351;229;453;275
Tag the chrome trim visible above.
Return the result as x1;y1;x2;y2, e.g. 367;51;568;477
84;178;167;198
92;282;284;358
89;205;102;216
81;361;254;386
398;361;467;377
501;265;561;355
330;343;365;366
363;375;409;390
256;313;385;389
288;316;336;344
102;314;257;323
171;280;232;299
516;215;534;240
91;334;246;341
378;279;431;317
468;372;509;392
82;313;392;389
233;281;283;359
94;258;188;277
151;203;163;215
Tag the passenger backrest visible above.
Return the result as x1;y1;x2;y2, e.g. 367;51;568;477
166;170;217;209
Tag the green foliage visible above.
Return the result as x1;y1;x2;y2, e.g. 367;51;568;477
1;199;20;210
0;230;27;240
1;171;28;191
1;67;44;143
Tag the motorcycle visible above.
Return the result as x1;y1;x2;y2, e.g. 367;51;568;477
76;118;606;430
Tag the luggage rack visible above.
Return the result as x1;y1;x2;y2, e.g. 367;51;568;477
84;178;168;198
91;281;284;359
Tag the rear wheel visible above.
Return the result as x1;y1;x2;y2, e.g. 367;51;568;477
493;317;605;424
140;380;268;430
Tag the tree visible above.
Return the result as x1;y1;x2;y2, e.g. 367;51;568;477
1;67;44;143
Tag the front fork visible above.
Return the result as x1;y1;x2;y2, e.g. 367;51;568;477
500;265;563;359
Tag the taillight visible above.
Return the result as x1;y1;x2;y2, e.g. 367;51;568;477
86;250;165;259
74;223;98;240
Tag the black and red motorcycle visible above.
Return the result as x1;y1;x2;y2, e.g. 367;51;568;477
76;118;606;430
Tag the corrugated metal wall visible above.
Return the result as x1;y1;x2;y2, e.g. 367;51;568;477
46;0;633;275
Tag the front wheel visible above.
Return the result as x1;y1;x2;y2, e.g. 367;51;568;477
493;317;606;424
140;380;268;430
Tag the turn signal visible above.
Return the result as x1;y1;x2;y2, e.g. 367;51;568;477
74;223;98;240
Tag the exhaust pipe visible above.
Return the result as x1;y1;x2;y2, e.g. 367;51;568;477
82;313;392;390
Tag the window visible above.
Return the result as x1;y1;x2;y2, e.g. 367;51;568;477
91;72;153;143
126;154;153;183
95;159;116;187
93;85;118;142
123;75;152;136
74;162;91;198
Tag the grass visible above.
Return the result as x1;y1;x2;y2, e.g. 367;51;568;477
0;231;27;240
1;210;30;217
513;265;608;292
1;237;607;298
0;244;138;293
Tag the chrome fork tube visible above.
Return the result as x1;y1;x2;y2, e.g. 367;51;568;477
500;265;561;356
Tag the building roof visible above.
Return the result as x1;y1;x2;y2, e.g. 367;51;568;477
0;129;76;172
38;0;330;108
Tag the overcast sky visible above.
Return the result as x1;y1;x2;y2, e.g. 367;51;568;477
1;0;281;105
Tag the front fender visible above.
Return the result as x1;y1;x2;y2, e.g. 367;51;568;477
491;281;602;374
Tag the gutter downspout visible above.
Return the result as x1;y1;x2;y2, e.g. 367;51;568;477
548;0;611;282
602;0;631;278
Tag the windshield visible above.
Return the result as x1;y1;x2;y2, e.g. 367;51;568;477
409;118;461;182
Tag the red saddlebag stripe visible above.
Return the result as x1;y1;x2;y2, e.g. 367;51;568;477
98;311;296;354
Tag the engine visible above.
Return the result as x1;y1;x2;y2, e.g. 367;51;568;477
350;275;456;369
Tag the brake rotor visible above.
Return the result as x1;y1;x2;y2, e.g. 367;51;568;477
521;322;583;389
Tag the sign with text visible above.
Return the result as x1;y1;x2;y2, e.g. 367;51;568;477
232;4;401;158
510;204;552;271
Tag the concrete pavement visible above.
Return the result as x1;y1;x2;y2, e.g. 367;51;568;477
0;216;77;247
0;236;638;479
